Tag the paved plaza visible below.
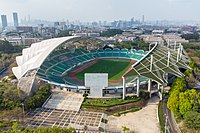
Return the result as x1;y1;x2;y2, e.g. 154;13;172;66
26;108;104;130
43;92;84;111
106;96;160;133
26;91;104;131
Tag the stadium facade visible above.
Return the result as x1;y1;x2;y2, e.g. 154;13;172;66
12;36;190;99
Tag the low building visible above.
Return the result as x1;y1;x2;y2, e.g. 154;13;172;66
163;34;189;43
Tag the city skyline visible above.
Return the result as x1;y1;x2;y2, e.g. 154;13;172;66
0;0;199;23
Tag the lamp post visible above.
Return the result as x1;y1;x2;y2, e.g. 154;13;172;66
164;114;168;133
21;103;25;122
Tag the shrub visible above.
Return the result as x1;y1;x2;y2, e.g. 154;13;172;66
0;121;7;128
184;111;200;130
24;84;51;110
82;97;141;107
101;118;108;123
99;127;104;132
119;107;141;115
83;93;88;99
140;91;149;100
113;112;120;117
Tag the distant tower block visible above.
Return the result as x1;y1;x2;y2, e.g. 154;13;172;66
142;15;145;24
131;17;135;23
13;12;19;27
1;15;8;30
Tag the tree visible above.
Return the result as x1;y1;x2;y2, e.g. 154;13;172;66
0;83;22;109
168;88;199;116
24;84;51;110
0;40;14;53
184;69;193;78
3;86;20;102
181;33;199;41
169;78;186;95
184;111;200;130
114;43;132;49
122;126;130;133
56;30;72;37
100;29;123;37
179;92;193;115
83;93;88;99
114;40;149;50
167;77;187;115
12;122;19;133
179;89;198;115
167;90;180;114
10;127;76;133
192;102;200;113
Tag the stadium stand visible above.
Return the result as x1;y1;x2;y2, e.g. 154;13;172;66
37;48;148;86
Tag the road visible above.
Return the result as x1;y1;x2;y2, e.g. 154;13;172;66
163;99;179;133
0;68;10;80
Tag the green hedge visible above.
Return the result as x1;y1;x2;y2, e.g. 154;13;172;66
158;101;165;132
82;96;141;107
113;107;142;116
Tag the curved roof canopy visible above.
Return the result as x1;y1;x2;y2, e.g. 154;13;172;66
124;43;190;84
12;36;103;79
13;36;190;86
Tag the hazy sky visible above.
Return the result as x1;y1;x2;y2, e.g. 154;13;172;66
0;0;199;22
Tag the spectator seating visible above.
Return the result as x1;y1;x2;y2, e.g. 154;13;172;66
37;48;148;86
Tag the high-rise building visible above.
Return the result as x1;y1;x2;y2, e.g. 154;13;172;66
54;22;60;27
13;12;19;27
131;17;134;22
131;17;135;25
1;15;8;30
142;15;145;24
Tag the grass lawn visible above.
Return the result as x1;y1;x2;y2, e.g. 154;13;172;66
75;59;133;82
82;96;141;107
113;107;142;116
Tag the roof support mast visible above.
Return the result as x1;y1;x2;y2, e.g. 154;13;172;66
122;76;126;100
174;41;177;50
177;47;180;62
148;55;153;97
180;44;183;59
137;76;140;97
167;49;170;67
148;55;153;93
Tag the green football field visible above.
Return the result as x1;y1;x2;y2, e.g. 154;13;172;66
75;59;133;82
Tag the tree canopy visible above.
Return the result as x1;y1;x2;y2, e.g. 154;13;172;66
0;82;22;110
0;82;51;111
184;111;200;130
24;84;51;110
167;61;200;130
0;124;76;133
0;40;23;54
114;40;149;50
55;30;72;37
100;29;123;37
181;32;200;41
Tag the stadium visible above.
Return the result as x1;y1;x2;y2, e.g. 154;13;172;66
12;36;190;99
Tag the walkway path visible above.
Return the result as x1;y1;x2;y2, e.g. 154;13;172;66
0;68;9;80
